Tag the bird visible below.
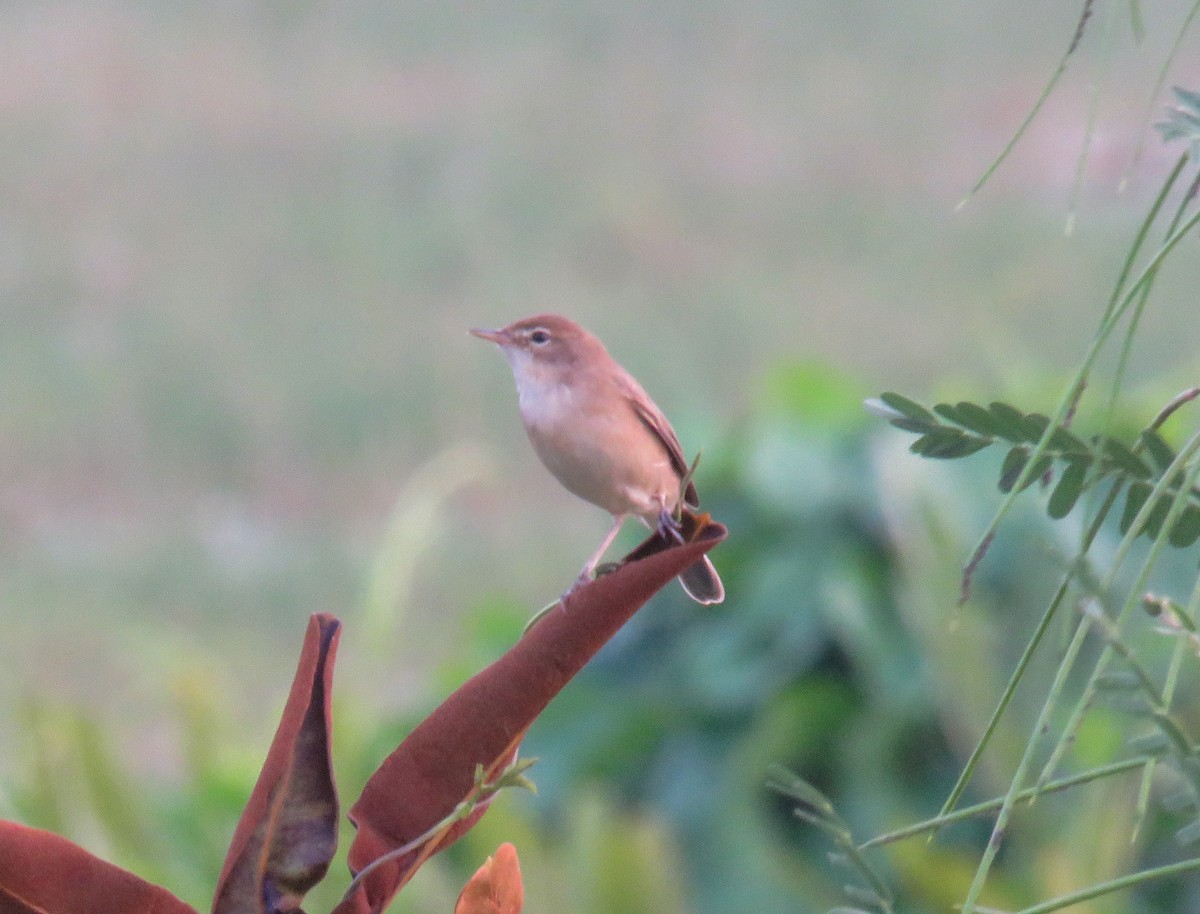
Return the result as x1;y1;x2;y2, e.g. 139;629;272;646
470;313;724;604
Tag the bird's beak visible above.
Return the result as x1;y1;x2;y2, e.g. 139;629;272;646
469;327;507;344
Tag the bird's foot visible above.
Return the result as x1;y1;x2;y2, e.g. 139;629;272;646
556;568;592;610
554;561;622;612
657;507;685;544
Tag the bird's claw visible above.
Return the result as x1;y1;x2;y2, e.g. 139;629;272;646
657;507;685;544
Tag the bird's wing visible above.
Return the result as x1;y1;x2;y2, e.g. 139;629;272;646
615;368;700;507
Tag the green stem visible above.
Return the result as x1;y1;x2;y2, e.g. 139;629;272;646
936;572;1073;821
958;1;1095;208
943;392;1200;852
864;756;1152;849
1066;0;1118;235
1039;429;1200;786
959;614;1095;914
940;170;1195;820
937;475;1125;821
1015;856;1200;914
1123;4;1200;182
959;182;1200;608
1139;577;1200;834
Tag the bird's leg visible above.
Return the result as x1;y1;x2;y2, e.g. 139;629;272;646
570;514;626;591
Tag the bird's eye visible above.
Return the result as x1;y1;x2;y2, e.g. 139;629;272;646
529;330;550;345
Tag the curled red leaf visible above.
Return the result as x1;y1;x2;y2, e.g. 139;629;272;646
335;521;726;913
0;820;198;914
212;613;342;914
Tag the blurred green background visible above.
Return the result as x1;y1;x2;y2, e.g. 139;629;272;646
3;2;1200;912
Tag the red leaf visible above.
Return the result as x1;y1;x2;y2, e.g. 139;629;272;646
0;820;198;914
335;521;726;913
212;613;342;914
454;843;523;914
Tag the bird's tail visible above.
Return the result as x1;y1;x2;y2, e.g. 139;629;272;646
679;554;724;604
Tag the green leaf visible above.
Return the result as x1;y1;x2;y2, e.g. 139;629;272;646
889;416;939;434
1175;86;1200;111
1156;86;1200;153
1169;505;1200;548
1140;430;1177;473
987;401;1041;442
948;401;1002;437
1101;438;1153;478
1161;789;1198;814
879;392;935;422
1017;455;1054;492
1015;411;1087;454
1024;412;1051;440
1120;482;1152;534
911;430;948;456
1125;731;1171;755
1048;425;1089;455
953;436;993;458
932;402;966;425
1176;818;1200;847
998;446;1029;493
911;428;990;459
1144;494;1172;539
1047;460;1087;519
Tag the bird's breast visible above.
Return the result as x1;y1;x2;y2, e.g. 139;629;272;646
516;373;576;430
516;376;676;519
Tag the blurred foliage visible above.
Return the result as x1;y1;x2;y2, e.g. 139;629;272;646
6;354;1200;913
4;1;1199;727
516;356;1200;913
5;3;1200;913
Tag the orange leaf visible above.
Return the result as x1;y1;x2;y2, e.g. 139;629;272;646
335;520;726;913
0;820;198;914
212;613;342;914
454;843;523;914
